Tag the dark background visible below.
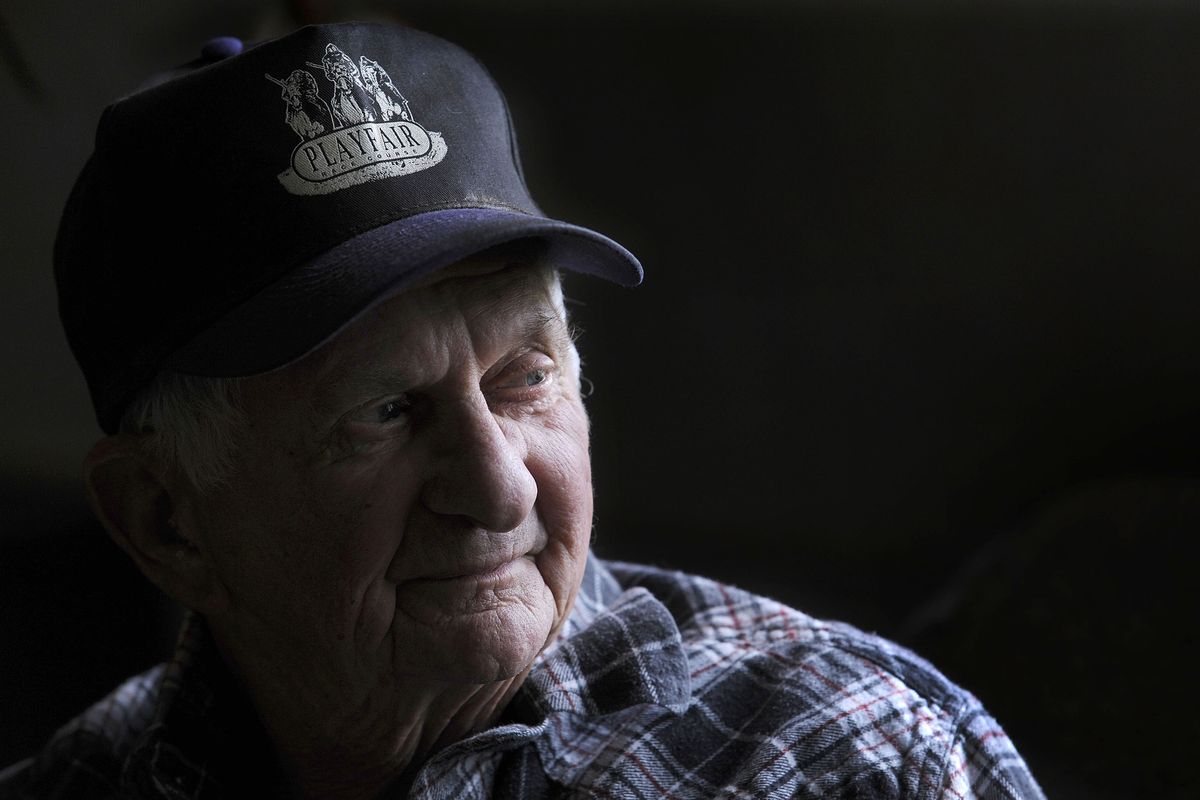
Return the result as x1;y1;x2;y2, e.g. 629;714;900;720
2;2;1198;798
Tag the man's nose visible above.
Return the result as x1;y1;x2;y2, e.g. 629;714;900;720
420;397;537;532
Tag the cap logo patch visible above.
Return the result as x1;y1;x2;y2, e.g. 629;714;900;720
267;42;447;196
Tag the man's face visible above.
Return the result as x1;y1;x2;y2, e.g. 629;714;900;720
182;262;592;690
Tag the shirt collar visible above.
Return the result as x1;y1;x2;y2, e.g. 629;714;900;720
509;555;692;721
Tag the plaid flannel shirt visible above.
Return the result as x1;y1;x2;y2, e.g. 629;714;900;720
1;556;1045;799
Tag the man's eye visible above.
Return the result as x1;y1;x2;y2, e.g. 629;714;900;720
355;396;412;425
498;362;554;393
488;359;556;402
376;401;402;422
376;398;410;422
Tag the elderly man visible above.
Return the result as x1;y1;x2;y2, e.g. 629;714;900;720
2;22;1044;800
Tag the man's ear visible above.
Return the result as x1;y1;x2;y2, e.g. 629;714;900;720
84;436;230;614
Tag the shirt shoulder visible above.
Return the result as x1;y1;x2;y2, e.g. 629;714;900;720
575;560;1045;800
0;665;164;800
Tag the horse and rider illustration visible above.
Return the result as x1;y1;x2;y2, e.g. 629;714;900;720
269;43;418;139
264;69;334;139
307;43;380;127
359;56;412;121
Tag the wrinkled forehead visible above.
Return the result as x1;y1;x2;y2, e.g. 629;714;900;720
277;261;565;390
359;259;564;348
412;254;561;306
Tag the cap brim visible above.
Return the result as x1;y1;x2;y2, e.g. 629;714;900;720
163;206;642;376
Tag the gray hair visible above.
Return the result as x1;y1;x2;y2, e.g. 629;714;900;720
121;261;575;492
118;372;247;493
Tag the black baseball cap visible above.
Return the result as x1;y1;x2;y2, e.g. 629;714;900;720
55;22;642;434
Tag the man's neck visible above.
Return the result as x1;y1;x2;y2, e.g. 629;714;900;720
210;619;530;799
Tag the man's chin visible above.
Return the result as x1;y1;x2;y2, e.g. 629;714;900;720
391;590;557;684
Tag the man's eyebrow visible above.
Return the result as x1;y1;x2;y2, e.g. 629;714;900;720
310;361;421;418
311;304;572;415
518;306;575;354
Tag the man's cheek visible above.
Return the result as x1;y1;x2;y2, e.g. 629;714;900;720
264;477;405;640
313;456;421;540
534;399;591;464
526;421;588;477
530;436;593;558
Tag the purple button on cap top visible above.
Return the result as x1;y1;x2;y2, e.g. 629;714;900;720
201;36;243;61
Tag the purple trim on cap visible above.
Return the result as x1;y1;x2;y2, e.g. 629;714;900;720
201;36;244;61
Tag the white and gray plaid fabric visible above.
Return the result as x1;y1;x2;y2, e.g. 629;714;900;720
1;556;1044;799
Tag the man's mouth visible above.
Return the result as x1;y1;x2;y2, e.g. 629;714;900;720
386;521;549;586
426;553;536;582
